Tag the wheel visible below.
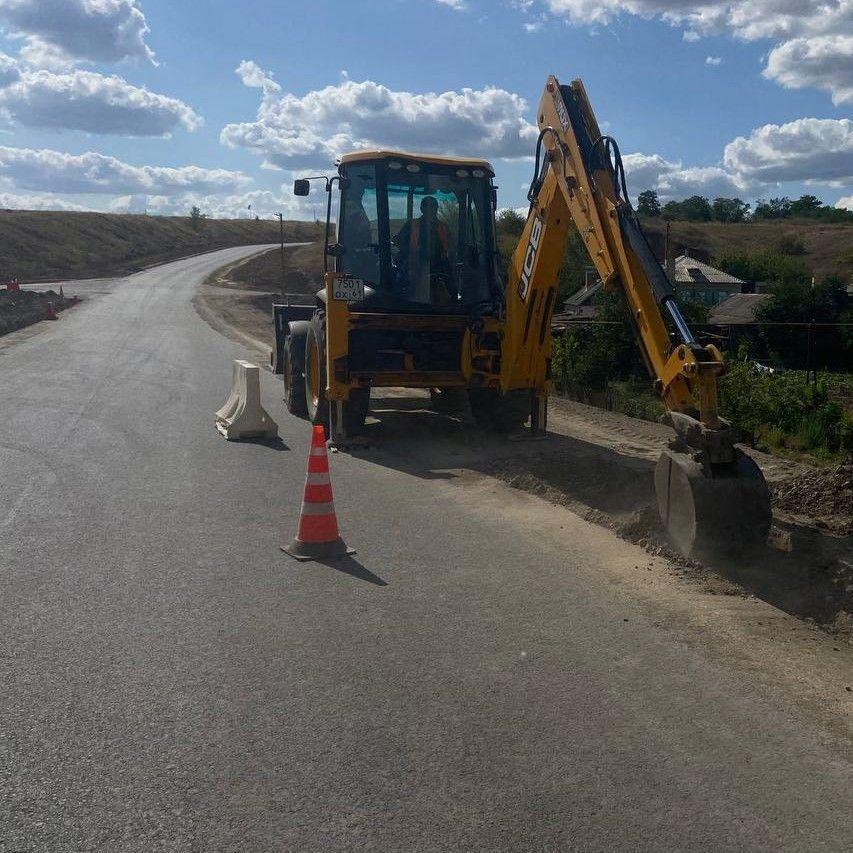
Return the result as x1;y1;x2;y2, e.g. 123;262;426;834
283;321;309;418
304;315;328;428
304;314;370;438
468;388;531;432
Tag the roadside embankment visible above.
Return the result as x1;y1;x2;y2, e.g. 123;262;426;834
0;210;316;283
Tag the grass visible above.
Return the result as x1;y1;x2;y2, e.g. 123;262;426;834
227;242;325;295
639;218;853;282
0;210;318;282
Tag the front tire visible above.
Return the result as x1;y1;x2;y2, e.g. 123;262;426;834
304;316;328;428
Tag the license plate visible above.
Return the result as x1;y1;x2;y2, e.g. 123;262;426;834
333;277;365;302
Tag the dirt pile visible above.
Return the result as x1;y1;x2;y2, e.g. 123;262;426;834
0;288;70;335
773;464;853;535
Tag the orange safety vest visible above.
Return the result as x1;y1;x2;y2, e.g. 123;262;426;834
409;219;448;256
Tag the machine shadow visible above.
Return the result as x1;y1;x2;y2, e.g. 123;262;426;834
347;395;850;627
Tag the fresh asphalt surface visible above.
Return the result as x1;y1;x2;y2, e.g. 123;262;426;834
1;247;851;852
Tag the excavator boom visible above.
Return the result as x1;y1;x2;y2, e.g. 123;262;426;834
504;76;772;556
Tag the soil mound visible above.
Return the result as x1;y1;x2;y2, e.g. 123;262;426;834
773;463;853;535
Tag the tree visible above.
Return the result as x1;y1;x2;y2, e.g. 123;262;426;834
789;194;823;217
637;190;661;217
711;197;750;223
753;197;792;220
678;195;713;221
189;205;206;231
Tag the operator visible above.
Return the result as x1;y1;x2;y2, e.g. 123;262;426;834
393;195;455;302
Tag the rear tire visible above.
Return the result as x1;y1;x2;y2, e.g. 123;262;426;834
468;388;531;432
283;321;309;418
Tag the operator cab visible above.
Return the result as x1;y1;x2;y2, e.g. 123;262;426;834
296;150;502;315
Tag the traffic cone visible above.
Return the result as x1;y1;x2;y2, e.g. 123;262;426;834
44;300;58;320
282;424;355;561
59;285;65;302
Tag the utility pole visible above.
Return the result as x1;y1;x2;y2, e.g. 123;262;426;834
276;212;285;294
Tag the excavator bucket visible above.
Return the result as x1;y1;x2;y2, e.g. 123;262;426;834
655;449;773;557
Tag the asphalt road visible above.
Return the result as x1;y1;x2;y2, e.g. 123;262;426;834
1;247;851;852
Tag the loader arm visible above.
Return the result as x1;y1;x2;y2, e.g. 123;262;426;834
503;75;772;556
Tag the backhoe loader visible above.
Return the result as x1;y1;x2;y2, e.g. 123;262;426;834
272;74;773;556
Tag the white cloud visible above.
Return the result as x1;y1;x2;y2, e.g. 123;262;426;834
622;152;748;201
0;68;202;135
221;68;538;169
235;59;281;96
0;52;20;86
0;0;155;65
0;145;251;195
705;55;722;66
836;194;853;209
435;0;466;9
723;118;853;184
764;35;853;105
0;189;87;210
542;1;853;104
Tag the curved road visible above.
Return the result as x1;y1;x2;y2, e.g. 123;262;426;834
1;247;850;852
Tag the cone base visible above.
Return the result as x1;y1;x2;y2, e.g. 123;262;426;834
281;537;355;562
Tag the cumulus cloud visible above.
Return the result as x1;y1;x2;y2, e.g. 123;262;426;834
620;116;853;200
0;189;88;210
723;118;853;184
0;52;20;86
0;145;250;195
764;35;853;105
0;0;155;65
542;1;853;104
0;68;202;135
622;152;749;201
836;194;853;209
142;186;323;219
221;67;538;169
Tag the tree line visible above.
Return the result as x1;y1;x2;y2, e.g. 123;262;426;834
636;191;853;224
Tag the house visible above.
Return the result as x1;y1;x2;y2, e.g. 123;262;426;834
709;293;771;325
668;254;745;306
561;274;601;319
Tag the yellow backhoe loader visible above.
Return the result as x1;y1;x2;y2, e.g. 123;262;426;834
272;74;773;556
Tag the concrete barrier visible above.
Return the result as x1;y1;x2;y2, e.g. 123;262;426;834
215;359;278;440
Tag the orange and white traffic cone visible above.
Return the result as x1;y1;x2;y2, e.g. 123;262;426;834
44;301;58;320
282;424;355;561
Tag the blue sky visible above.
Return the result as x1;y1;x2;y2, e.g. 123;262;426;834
0;0;849;218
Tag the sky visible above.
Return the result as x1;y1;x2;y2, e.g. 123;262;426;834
0;0;849;219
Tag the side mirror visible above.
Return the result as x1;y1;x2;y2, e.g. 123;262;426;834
325;243;346;258
293;179;310;197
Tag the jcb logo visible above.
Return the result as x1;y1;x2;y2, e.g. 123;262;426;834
518;215;543;302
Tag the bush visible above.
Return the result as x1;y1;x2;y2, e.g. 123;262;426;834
719;351;851;457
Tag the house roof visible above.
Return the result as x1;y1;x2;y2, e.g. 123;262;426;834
709;293;771;325
565;280;602;306
673;254;744;287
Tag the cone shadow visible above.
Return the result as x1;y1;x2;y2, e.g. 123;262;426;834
314;554;387;587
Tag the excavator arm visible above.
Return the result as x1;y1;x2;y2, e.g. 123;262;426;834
504;76;772;556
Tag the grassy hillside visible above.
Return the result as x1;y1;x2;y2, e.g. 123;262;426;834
0;210;320;282
229;243;324;294
640;218;853;283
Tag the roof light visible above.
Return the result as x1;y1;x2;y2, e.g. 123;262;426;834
388;161;402;170
406;163;420;173
473;169;485;178
456;169;470;178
